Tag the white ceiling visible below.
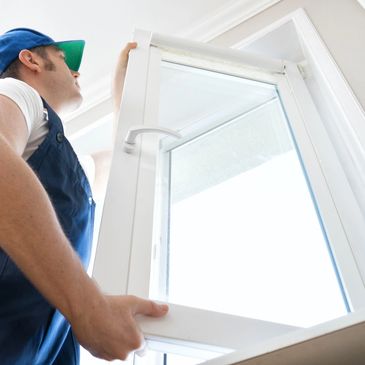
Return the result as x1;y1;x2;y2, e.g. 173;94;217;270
0;0;234;103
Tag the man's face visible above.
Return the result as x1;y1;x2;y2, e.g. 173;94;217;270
40;46;83;113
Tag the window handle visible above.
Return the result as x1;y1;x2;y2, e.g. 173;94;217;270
124;126;181;153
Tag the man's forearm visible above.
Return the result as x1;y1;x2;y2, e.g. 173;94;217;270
0;135;103;323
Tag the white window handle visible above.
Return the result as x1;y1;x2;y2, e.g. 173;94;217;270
124;126;181;153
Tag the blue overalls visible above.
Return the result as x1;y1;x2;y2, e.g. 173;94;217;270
0;99;95;364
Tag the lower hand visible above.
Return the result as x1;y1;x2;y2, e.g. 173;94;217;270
72;294;168;361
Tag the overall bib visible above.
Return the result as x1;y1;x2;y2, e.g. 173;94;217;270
0;99;95;364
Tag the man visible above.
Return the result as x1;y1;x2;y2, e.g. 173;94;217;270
0;28;168;364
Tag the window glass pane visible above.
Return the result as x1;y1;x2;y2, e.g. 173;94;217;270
151;62;348;328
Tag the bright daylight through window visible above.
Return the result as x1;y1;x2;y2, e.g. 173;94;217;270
150;62;348;328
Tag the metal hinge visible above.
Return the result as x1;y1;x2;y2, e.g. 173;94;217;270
297;61;309;79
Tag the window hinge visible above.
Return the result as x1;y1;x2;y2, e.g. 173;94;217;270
274;61;286;75
297;61;309;79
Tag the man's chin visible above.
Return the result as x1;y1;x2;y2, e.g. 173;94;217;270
61;95;83;114
62;94;83;113
73;94;83;110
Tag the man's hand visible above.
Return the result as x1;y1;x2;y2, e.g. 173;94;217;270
71;294;168;361
113;42;137;113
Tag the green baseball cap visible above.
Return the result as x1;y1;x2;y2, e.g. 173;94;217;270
55;40;85;72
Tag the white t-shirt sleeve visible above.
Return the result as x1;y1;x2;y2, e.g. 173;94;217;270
0;77;48;160
0;77;43;136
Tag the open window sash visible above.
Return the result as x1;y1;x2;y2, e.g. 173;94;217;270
92;29;365;359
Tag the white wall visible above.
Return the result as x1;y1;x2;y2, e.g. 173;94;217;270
211;0;365;111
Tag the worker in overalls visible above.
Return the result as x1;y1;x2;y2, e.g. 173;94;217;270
0;28;168;364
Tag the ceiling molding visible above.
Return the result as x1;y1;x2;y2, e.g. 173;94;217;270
64;97;113;138
177;0;282;42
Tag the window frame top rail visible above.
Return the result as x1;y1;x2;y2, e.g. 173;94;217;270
150;31;285;75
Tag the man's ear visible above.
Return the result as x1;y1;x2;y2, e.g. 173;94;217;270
18;49;41;72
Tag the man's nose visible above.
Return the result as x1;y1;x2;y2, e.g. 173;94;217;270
71;70;80;78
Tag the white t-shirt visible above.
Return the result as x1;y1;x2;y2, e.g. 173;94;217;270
0;77;48;160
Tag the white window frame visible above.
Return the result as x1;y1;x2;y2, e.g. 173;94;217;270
232;7;365;291
92;28;365;358
200;307;365;365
